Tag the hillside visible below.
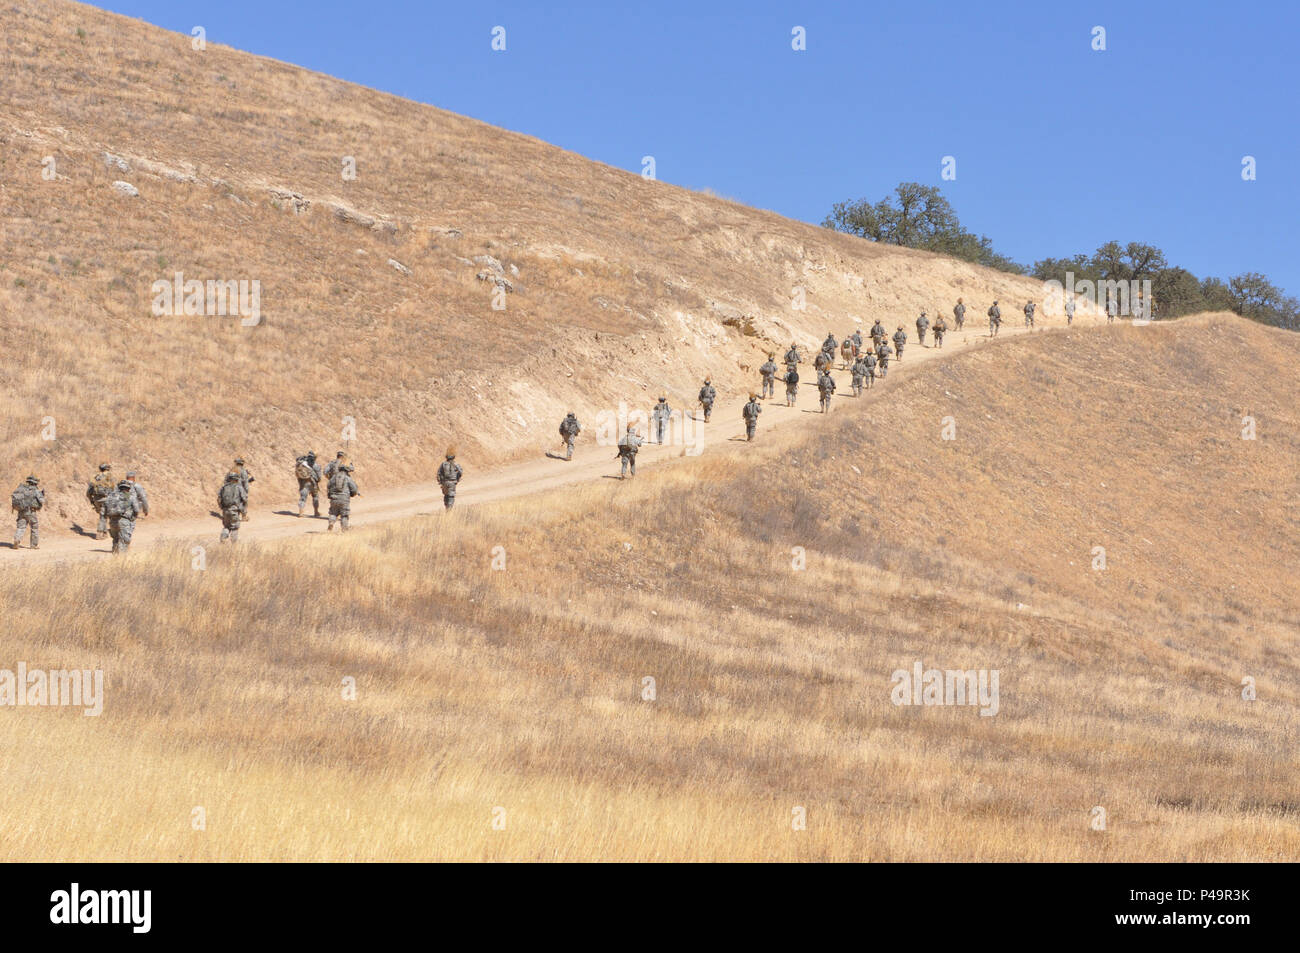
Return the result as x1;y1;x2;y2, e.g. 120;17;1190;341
0;0;1091;528
1;313;1295;861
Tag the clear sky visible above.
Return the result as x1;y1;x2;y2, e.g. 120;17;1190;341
89;0;1299;292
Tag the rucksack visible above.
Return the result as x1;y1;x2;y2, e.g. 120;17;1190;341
295;459;315;481
219;483;243;509
102;490;131;519
11;486;31;510
328;471;350;496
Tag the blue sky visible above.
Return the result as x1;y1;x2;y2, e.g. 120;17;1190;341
91;1;1299;292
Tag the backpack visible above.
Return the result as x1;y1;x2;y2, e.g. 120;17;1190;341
102;490;131;519
328;471;350;496
219;482;243;509
295;459;315;481
787;369;799;384
11;486;31;510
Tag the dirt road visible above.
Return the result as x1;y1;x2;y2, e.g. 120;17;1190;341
0;318;1082;568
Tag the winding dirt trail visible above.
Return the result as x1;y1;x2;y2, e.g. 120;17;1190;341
0;318;1084;568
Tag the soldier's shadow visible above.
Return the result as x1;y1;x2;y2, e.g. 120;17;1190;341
544;452;569;461
271;509;300;517
69;522;97;539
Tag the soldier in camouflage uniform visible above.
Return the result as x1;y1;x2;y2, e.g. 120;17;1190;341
876;340;891;378
1106;293;1118;324
988;301;1002;336
323;451;348;482
1064;296;1076;325
617;426;643;479
932;314;947;349
851;328;864;354
953;298;966;331
783;343;801;370
87;462;115;539
217;471;247;542
11;475;43;549
1024;300;1036;328
821;332;837;362
125;471;149;517
559;413;581;460
742;393;761;441
783;366;799;406
327;463;360;531
816;368;836;412
916;311;930;346
295;451;322;517
892;326;907;360
863;348;877;388
850;355;868;396
104;479;142;554
436;449;463;509
870;319;886;347
759;353;778;399
650;396;672;444
233;458;253;520
814;350;832;374
698;377;717;422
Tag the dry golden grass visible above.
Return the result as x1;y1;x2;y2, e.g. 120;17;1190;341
0;316;1295;861
1;0;1081;528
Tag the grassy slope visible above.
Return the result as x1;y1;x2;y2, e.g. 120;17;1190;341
0;314;1295;860
1;0;1072;527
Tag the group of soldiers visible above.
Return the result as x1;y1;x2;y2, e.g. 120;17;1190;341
8;463;154;553
9;295;1071;552
5;444;467;553
576;296;1039;478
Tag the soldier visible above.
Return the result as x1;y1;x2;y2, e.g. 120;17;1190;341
1024;300;1036;328
86;462;115;539
850;328;864;353
1107;292;1118;323
850;355;868;396
125;471;149;517
821;331;837;359
759;353;778;399
558;413;581;461
11;475;43;550
233;457;253;520
1064;295;1076;325
217;471;247;542
840;336;855;368
870;319;886;346
783;366;799;407
742;393;761;441
863;348;877;388
892;326;907;360
323;451;348;481
617;426;643;479
916;311;930;346
327;463;360;530
988;301;1002;336
104;479;142;554
651;396;672;444
932;314;947;349
295;451;322;517
876;340;891;378
814;350;832;374
953;298;966;331
436;449;462;509
816;368;836;412
698;377;716;422
784;342;801;369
